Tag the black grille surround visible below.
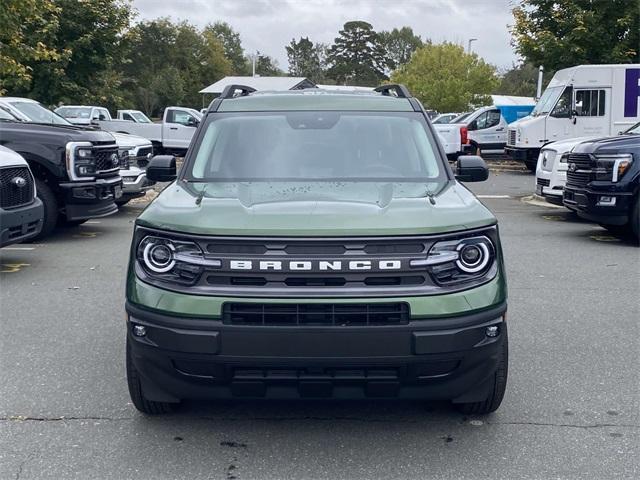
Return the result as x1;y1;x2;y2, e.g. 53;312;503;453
134;226;500;298
0;166;35;209
223;302;409;326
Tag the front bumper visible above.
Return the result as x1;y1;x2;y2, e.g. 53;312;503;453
120;168;154;199
535;168;565;204
59;176;122;221
125;274;508;402
505;146;536;162
0;198;43;247
563;186;634;225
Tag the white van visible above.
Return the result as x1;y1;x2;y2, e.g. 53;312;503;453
506;64;640;171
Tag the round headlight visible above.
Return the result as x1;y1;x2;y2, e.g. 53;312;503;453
456;241;490;273
143;241;175;273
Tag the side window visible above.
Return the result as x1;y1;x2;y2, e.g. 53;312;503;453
123;113;134;121
575;90;606;116
474;112;488;129
485;109;501;128
91;108;100;120
97;108;109;121
168;110;196;126
551;87;573;118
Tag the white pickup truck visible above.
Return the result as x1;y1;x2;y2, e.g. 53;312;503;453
55;105;202;154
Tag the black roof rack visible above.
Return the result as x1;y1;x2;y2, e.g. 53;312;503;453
219;84;257;100
374;84;412;98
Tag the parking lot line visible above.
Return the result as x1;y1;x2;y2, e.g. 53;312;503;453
477;194;511;199
1;247;35;251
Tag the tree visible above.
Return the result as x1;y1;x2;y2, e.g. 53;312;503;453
0;0;62;94
379;27;424;71
286;37;326;82
496;63;539;97
249;53;283;76
326;21;387;86
121;19;231;115
391;42;499;112
511;0;640;73
14;0;133;107
204;21;246;75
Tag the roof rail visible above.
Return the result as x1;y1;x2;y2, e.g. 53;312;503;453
219;84;257;100
374;84;412;98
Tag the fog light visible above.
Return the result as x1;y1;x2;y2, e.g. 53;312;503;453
597;196;616;206
72;187;96;199
132;325;147;337
485;325;499;337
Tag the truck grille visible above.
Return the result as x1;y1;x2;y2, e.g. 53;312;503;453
223;302;410;326
0;166;35;209
508;129;516;146
94;147;120;175
133;147;153;167
566;153;592;189
536;178;550;187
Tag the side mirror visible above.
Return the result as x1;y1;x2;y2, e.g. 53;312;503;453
187;117;199;127
146;155;177;182
455;155;489;182
467;120;477;131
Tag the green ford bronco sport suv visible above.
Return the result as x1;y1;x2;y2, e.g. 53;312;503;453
125;84;508;415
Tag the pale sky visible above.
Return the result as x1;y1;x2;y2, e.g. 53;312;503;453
131;0;520;71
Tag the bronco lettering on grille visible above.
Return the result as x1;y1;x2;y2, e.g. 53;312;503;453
229;260;403;271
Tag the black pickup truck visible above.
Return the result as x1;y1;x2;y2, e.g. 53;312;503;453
563;122;640;242
0;105;123;239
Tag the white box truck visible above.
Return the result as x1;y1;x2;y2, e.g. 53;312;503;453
506;64;640;171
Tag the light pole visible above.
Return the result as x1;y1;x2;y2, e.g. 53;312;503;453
467;38;477;54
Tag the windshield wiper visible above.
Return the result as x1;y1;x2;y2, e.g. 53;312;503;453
195;184;208;206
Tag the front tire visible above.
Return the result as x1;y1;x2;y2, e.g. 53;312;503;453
31;179;58;240
455;332;508;415
631;195;640;244
126;338;176;415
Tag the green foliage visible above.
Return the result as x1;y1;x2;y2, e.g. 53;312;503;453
286;37;326;82
378;27;425;71
204;22;246;75
120;19;231;115
512;0;640;73
326;21;387;86
252;54;284;77
496;63;539;97
392;42;499;112
0;0;62;94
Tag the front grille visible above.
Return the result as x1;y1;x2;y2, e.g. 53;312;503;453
222;303;410;326
133;147;153;167
0;166;35;209
566;153;593;189
508;129;516;146
93;147;120;174
537;177;550;187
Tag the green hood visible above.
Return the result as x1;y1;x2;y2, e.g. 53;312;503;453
137;180;496;236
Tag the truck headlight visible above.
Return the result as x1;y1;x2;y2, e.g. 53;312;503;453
411;236;495;286
559;153;570;163
594;154;633;182
137;235;221;285
118;150;130;169
77;148;92;158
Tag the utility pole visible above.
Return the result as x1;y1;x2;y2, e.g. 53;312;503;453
467;38;477;54
251;51;261;77
536;65;544;99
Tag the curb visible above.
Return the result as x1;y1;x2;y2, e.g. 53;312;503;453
521;194;565;209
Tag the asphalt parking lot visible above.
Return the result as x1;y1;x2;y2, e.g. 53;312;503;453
1;169;638;480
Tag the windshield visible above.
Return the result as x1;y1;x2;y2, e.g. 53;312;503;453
433;114;456;124
450;112;471;123
531;86;564;116
56;107;92;119
187;111;445;186
9;101;72;125
0;107;19;121
130;111;152;123
624;122;640;134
